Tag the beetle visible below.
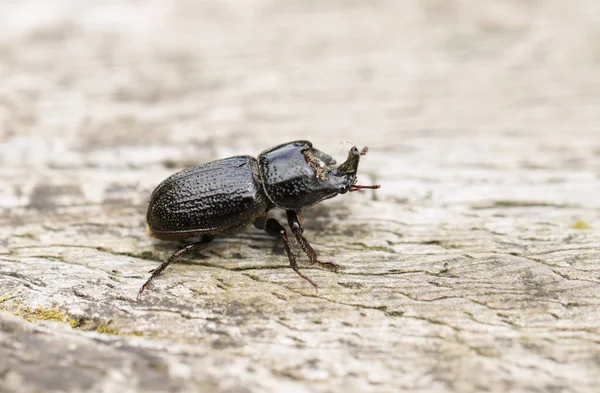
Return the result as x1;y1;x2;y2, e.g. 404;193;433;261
138;140;379;299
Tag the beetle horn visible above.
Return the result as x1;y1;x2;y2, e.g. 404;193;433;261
337;146;361;174
336;146;381;192
338;146;380;191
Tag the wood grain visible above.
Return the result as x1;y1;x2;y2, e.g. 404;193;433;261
1;1;599;392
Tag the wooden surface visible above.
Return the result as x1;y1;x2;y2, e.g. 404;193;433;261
1;1;599;392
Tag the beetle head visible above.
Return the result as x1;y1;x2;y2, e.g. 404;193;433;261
258;140;379;210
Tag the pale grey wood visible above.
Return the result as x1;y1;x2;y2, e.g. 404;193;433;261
1;1;599;392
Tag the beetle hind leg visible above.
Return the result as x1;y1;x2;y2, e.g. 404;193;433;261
137;236;214;300
286;210;340;272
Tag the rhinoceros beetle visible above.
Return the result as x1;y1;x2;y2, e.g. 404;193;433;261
138;140;379;298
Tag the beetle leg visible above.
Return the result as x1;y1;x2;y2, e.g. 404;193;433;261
137;236;213;300
253;215;267;230
263;217;318;291
286;210;340;272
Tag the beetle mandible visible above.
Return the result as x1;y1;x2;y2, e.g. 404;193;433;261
138;140;379;299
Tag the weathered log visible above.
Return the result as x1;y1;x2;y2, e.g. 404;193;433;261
1;1;599;392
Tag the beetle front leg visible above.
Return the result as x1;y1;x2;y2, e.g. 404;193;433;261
137;236;214;300
263;217;318;290
286;210;340;272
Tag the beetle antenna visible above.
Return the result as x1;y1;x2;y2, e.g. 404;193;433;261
360;146;369;156
350;184;381;192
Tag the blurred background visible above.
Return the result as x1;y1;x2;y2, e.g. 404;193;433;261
1;0;599;172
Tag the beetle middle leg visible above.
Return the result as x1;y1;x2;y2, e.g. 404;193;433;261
286;210;340;272
137;236;214;300
257;217;318;290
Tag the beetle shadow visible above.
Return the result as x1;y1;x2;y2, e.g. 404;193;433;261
148;202;361;267
298;203;352;233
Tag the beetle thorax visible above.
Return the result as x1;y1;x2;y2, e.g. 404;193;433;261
258;141;355;210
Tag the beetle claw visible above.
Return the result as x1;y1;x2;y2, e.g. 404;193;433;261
315;261;340;272
137;283;149;301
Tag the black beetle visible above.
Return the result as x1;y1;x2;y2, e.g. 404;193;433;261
138;140;379;298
